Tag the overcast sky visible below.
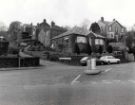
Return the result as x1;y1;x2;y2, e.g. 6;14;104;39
0;0;135;29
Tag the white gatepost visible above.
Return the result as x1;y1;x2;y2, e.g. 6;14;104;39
84;57;101;75
91;58;96;70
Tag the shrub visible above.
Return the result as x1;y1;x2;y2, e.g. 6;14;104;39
49;53;59;61
107;45;113;53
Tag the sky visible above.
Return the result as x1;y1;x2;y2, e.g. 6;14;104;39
0;0;135;29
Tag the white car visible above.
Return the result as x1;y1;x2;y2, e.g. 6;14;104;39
99;55;120;64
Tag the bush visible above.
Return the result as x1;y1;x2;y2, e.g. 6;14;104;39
49;53;59;61
107;45;113;53
8;48;19;55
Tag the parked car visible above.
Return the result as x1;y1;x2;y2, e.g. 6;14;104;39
80;56;101;66
99;55;120;64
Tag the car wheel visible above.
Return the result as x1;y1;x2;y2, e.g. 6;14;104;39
117;61;120;64
101;61;104;65
108;61;110;65
81;63;87;66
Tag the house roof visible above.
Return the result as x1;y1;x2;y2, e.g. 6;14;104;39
98;20;125;28
101;21;113;26
52;27;105;40
90;32;106;39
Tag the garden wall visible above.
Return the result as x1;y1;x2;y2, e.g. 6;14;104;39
0;56;40;68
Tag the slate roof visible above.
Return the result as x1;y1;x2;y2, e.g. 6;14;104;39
98;20;125;28
101;21;113;26
52;27;105;40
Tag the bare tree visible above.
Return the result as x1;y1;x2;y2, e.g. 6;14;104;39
80;19;91;29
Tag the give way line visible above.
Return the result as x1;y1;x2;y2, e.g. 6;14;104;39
71;68;112;85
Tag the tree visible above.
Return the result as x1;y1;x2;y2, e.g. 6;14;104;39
126;32;134;51
8;21;22;48
0;22;8;39
126;31;135;60
0;22;7;32
107;45;113;53
89;22;101;34
98;45;103;54
74;43;80;55
80;19;91;29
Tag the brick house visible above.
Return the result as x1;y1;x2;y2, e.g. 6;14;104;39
98;17;126;42
50;21;67;39
51;27;106;54
35;19;67;47
38;29;50;47
35;19;50;40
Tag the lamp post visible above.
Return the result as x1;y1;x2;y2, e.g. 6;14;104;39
18;43;21;68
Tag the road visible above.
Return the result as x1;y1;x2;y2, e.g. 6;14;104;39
0;60;135;105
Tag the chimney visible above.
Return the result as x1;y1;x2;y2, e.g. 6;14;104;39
113;19;116;21
51;21;55;27
30;23;33;27
37;23;40;27
101;17;104;22
43;19;46;23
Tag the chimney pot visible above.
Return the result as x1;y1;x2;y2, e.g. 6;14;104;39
51;21;55;27
101;17;104;22
43;19;46;23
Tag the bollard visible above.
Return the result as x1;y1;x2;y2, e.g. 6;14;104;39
87;59;91;71
91;58;96;70
84;58;101;75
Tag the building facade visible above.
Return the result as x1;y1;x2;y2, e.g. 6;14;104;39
51;27;106;54
35;19;67;47
98;17;126;42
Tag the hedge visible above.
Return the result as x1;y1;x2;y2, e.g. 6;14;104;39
0;56;40;68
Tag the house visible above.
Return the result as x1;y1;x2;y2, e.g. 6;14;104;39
97;17;126;42
50;21;67;39
38;29;50;47
51;27;106;54
36;19;67;47
35;19;50;40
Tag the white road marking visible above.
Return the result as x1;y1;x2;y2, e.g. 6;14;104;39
102;80;112;84
90;80;125;85
103;68;112;73
91;81;98;85
113;80;121;83
128;80;135;83
71;74;81;85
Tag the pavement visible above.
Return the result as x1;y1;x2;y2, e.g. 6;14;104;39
0;59;134;105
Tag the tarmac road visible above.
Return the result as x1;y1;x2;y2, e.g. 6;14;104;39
0;60;135;105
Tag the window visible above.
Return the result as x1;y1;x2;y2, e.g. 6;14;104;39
99;39;104;45
77;36;87;43
95;39;99;45
111;34;114;38
115;27;118;32
109;26;112;31
64;36;69;47
121;28;124;32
